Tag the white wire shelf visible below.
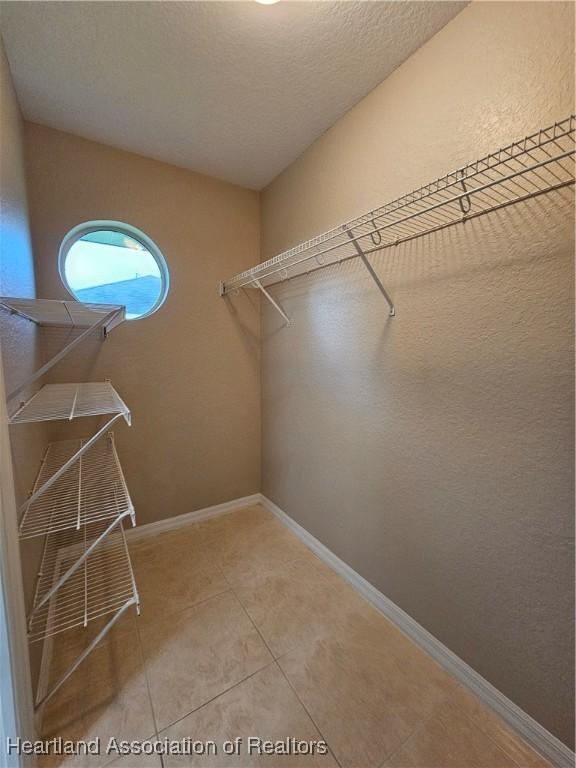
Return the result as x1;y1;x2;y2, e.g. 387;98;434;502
9;382;131;425
0;297;125;332
28;518;138;643
1;298;126;402
19;435;135;540
1;303;138;709
220;116;575;303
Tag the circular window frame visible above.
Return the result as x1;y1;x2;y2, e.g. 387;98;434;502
58;220;170;320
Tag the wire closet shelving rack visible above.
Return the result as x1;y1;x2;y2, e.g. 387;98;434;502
0;298;140;709
220;115;575;325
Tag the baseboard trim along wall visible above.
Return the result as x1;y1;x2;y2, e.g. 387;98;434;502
125;494;262;543
129;493;574;768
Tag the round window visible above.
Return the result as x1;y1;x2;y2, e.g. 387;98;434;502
59;221;169;320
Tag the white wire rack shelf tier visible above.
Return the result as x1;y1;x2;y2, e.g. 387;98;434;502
0;297;125;331
9;382;131;425
19;435;135;540
1;298;126;403
221;115;575;295
28;518;138;644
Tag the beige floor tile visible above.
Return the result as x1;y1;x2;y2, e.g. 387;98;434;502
106;757;162;768
383;701;517;767
437;683;552;767
203;518;314;589
45;608;138;688
140;591;273;731
277;606;456;768
104;743;164;768
132;531;229;623
233;555;368;658
131;521;209;558
160;663;337;767
39;631;156;768
196;506;275;549
41;508;551;768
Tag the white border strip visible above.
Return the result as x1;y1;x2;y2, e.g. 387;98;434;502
126;492;574;768
126;494;261;543
258;495;574;768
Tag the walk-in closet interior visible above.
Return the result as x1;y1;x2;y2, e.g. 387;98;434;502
0;2;574;767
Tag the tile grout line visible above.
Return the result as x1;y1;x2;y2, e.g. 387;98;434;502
463;713;536;768
102;730;160;768
155;660;278;736
132;588;241;740
132;508;553;768
136;527;276;738
375;701;529;768
274;660;343;768
219;564;343;768
209;509;346;767
134;587;233;629
375;707;443;768
133;614;165;768
233;514;463;768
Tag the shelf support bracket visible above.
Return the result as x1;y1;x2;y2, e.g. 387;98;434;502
30;513;130;618
252;279;291;326
6;308;123;402
18;412;125;518
345;228;395;316
34;599;135;709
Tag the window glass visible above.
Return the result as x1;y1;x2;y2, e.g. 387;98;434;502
59;224;168;320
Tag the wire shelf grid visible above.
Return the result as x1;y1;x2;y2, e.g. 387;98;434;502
9;382;131;425
0;297;125;331
19;436;135;540
221;116;575;294
28;518;138;643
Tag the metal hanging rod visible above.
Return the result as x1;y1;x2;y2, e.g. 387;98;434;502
219;115;575;324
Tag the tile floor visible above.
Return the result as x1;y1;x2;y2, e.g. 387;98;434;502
39;505;551;768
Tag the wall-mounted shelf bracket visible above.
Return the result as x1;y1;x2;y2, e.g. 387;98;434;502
30;517;139;709
0;299;125;402
253;278;291;326
219;116;575;325
30;513;129;618
10;381;131;515
345;227;395;317
0;299;139;712
35;599;135;709
18;412;125;517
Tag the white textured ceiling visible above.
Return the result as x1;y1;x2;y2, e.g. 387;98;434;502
0;1;466;189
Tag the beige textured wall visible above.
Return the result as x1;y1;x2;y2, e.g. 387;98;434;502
0;35;46;691
260;1;574;748
0;40;46;503
24;123;261;526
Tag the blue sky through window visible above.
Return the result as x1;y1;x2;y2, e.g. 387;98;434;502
64;232;163;319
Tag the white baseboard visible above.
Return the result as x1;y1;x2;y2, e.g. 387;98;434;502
126;493;261;543
125;491;573;768
259;494;574;768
